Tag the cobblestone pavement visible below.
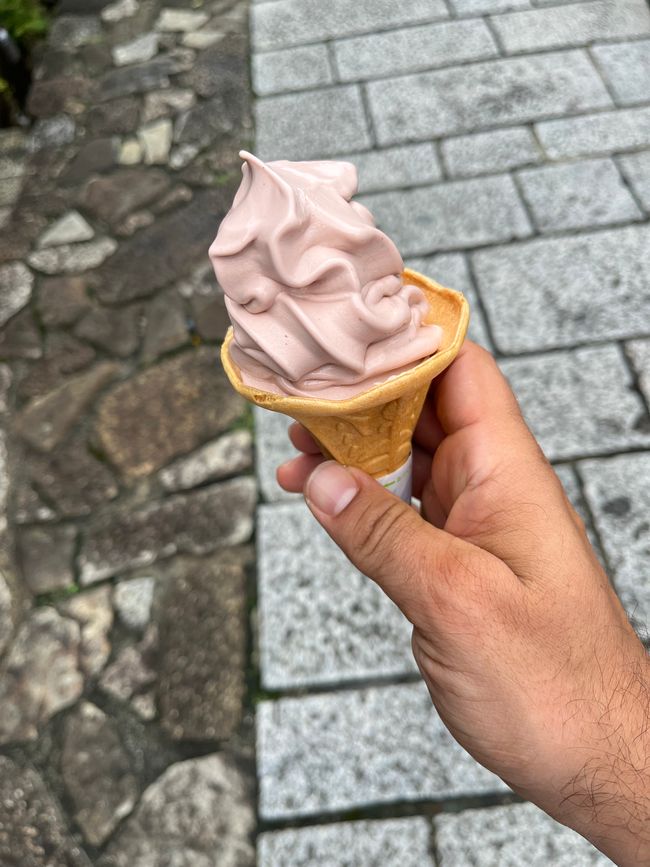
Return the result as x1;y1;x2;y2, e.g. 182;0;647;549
0;0;259;864
252;0;650;863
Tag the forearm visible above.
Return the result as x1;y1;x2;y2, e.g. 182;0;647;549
555;653;650;866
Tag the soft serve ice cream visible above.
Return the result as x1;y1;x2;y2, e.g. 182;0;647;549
209;151;442;401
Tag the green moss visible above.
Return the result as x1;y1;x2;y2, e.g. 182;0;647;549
0;0;49;45
35;584;80;605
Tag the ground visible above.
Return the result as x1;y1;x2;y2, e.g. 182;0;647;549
0;0;649;864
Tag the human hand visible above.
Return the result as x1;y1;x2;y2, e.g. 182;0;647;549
277;341;650;866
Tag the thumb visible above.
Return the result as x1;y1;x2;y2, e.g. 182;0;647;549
303;460;492;628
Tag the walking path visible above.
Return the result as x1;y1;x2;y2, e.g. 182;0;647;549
251;0;650;863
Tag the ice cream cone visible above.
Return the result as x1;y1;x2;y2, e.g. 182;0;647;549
221;269;469;479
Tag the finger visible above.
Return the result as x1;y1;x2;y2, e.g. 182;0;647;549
420;477;448;529
303;460;512;631
277;452;325;492
288;422;322;455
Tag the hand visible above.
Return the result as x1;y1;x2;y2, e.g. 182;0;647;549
277;341;650;866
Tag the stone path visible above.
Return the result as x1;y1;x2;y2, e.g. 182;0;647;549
252;0;650;863
0;0;258;864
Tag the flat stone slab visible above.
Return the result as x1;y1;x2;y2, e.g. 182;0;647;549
441;127;542;178
619;150;650;212
78;476;256;584
472;224;650;353
366;51;611;146
95;348;244;478
259;817;435;866
499;345;650;462
101;755;255;867
0;756;91;867
627;338;650;404
258;502;416;690
349;143;441;194
253;44;333;96
358;175;532;256
517;157;642;232
592;39;650;107
252;0;449;51
257;681;507;820
578;453;650;630
435;802;611;865
535;106;650;160
254;406;300;503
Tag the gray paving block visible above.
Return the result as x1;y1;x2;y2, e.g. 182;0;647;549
441;127;542;178
333;19;497;81
578;453;650;631
517;157;642;232
367;51;611;146
257;501;415;690
591;39;650;107
259;817;435;866
405;252;492;349
435;802;612;866
536;106;650;159
358;175;532;256
253;44;333;96
349;144;441;193
491;0;650;53
627;338;650;405
251;0;449;51
256;85;371;160
257;682;507;819
472;225;650;353
450;0;530;14
619;150;650;212
254;406;300;503
499;345;650;462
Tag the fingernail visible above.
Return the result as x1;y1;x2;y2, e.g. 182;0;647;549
305;461;359;516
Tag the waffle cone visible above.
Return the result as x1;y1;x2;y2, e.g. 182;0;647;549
221;269;469;478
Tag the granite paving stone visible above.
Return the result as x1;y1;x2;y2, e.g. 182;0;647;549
95;348;244;477
138;118;173;164
334;19;498;81
0;262;33;327
491;0;650;53
258;501;416;689
405;252;492;349
441;127;542;178
536;106;650;159
348;143;441;193
253;44;333;96
86;97;140;136
112;32;159;66
27;77;94;118
258;817;435;867
142;87;196;122
156;554;248;741
28;115;76;151
0;607;83;743
48;15;102;48
101;0;138;21
61;139;115;186
254;406;300;502
627;338;650;405
99;629;157;711
256;85;371;161
579;453;650;630
75;303;141;357
100;755;255;867
252;0;449;51
62;702;138;846
17;525;77;594
159;429;253;491
78;476;256;584
257;681;507;820
472;224;650;353
98;58;174;102
37;275;91;327
0;309;42;360
435;802;612;865
141;289;189;361
17;332;96;402
79;167;171;225
499;345;650;461
517;157;643;232
618;150;650;212
0;757;91;867
449;0;530;13
182;30;225;49
366;51;612;146
358;175;532;256
591;40;650;107
155;8;208;31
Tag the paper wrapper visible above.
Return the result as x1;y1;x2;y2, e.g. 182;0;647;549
221;269;469;479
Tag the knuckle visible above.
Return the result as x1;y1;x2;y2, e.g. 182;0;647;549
352;498;416;576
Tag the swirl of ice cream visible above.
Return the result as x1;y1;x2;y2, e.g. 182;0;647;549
209;151;442;400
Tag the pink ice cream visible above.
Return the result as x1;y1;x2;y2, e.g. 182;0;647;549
209;151;442;400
